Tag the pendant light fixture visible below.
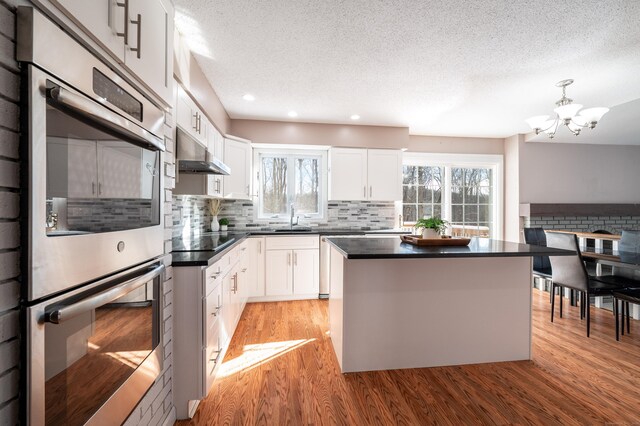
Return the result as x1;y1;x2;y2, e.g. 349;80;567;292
525;79;609;138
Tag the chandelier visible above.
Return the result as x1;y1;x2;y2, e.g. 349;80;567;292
525;79;609;138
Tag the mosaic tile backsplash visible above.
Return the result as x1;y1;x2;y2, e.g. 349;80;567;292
172;196;397;237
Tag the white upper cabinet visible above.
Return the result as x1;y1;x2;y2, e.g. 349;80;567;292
54;0;126;60
223;136;252;200
52;0;174;105
176;85;208;145
125;0;174;104
328;148;368;201
328;148;402;201
367;149;403;201
207;125;224;197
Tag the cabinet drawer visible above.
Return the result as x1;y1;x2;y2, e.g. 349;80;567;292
204;326;222;393
204;284;223;330
266;236;319;250
204;262;225;296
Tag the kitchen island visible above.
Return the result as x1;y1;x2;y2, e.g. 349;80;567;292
326;236;573;373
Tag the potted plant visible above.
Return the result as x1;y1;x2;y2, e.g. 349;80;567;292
415;216;448;239
218;218;229;231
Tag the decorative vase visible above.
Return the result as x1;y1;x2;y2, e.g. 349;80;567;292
211;215;220;232
220;225;228;231
422;228;439;239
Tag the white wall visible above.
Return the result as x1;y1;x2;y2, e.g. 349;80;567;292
503;135;521;242
519;141;640;203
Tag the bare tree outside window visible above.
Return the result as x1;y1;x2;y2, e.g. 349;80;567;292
259;153;324;218
402;165;443;222
294;158;319;214
451;167;492;237
261;157;287;214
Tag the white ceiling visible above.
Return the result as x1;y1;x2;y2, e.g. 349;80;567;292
174;0;640;139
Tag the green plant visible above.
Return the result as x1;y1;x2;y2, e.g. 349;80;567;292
415;216;448;235
218;218;230;226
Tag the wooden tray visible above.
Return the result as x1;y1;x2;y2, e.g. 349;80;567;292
400;235;471;246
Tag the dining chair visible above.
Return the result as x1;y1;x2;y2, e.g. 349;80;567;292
610;230;640;340
613;289;640;340
546;232;630;337
523;227;553;300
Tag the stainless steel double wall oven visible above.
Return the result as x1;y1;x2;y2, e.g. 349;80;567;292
19;8;166;425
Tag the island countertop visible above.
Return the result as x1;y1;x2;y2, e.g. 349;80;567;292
325;236;575;259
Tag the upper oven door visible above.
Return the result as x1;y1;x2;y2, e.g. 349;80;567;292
26;65;166;302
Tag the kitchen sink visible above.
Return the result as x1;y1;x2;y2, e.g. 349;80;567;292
273;228;313;232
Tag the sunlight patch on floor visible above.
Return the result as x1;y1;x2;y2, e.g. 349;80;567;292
218;339;316;378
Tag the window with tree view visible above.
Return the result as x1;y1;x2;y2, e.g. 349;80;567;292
258;151;325;219
403;160;497;238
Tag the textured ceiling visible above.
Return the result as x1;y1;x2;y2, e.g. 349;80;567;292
174;0;640;138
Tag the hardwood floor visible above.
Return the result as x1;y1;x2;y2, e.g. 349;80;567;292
178;290;640;425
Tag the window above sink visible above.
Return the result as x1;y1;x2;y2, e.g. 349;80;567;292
253;147;328;222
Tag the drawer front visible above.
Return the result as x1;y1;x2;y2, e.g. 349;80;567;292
265;235;319;250
204;328;222;393
205;283;223;331
204;261;225;296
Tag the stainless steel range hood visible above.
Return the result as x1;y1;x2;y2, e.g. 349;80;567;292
176;128;230;175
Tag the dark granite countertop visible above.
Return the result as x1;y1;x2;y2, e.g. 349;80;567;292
326;236;577;259
171;229;411;267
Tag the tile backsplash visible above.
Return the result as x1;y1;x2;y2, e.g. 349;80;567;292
525;216;640;234
172;196;396;237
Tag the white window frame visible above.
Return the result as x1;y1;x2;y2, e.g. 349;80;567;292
253;147;328;221
402;153;504;239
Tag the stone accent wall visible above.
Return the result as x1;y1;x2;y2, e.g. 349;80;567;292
0;1;21;422
525;216;640;234
172;197;397;236
123;109;177;426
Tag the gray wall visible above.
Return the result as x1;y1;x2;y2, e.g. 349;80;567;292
0;0;21;422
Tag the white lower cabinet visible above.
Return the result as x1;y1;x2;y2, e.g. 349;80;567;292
173;241;249;419
245;237;265;297
262;236;320;299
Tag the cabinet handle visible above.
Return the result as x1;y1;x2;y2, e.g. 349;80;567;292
192;113;198;131
258;241;262;254
287;253;291;266
370;186;372;198
211;306;220;317
363;186;366;198
98;182;103;196
210;349;221;365
115;0;129;44
241;268;247;273
294;252;297;266
92;182;96;195
129;13;142;59
215;179;221;192
246;185;250;196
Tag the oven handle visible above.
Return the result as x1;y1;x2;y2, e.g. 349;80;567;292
47;85;165;152
45;263;165;324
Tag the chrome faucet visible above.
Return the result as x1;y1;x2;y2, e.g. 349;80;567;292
290;204;299;229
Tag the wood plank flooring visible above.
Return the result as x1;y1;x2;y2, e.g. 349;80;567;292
177;289;640;425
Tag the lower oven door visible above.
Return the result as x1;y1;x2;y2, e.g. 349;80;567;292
26;260;165;426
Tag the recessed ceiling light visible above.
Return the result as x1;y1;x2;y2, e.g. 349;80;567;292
288;111;298;118
350;114;360;120
242;94;255;101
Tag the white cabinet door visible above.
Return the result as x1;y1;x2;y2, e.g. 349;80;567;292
367;149;403;201
125;0;173;103
223;137;251;199
220;270;235;347
246;238;266;297
54;0;126;61
329;148;368;201
207;126;224;197
265;250;293;296
293;249;319;295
